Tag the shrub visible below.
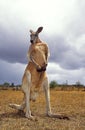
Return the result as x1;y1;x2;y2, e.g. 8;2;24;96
50;81;58;88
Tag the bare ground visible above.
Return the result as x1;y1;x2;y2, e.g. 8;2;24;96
0;90;85;130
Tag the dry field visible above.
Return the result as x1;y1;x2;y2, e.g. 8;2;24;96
0;89;85;130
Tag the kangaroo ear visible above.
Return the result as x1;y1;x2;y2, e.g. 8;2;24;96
29;29;34;33
36;27;43;34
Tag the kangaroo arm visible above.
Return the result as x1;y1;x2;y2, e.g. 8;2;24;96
30;55;41;69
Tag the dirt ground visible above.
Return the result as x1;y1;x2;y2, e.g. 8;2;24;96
0;89;85;130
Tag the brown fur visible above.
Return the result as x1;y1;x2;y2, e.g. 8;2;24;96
9;27;51;119
24;42;49;92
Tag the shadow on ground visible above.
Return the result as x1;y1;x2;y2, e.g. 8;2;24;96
0;110;70;120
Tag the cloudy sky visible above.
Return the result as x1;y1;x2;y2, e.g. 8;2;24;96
0;0;85;85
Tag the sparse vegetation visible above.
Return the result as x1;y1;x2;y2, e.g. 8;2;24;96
0;89;85;130
50;80;85;91
0;81;85;91
0;82;21;90
50;80;58;88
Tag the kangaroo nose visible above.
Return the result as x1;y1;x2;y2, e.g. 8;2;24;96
30;40;33;43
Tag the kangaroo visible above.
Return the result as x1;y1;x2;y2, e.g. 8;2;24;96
9;27;52;120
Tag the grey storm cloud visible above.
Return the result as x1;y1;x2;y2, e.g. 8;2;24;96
0;26;85;71
0;0;85;71
47;35;85;70
0;25;28;64
0;0;85;85
0;59;24;84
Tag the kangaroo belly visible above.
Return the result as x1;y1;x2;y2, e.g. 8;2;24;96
25;63;46;86
35;51;46;66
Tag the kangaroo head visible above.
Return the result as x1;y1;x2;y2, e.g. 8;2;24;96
30;27;43;44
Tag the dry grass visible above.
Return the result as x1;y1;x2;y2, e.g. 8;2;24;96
0;89;85;130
